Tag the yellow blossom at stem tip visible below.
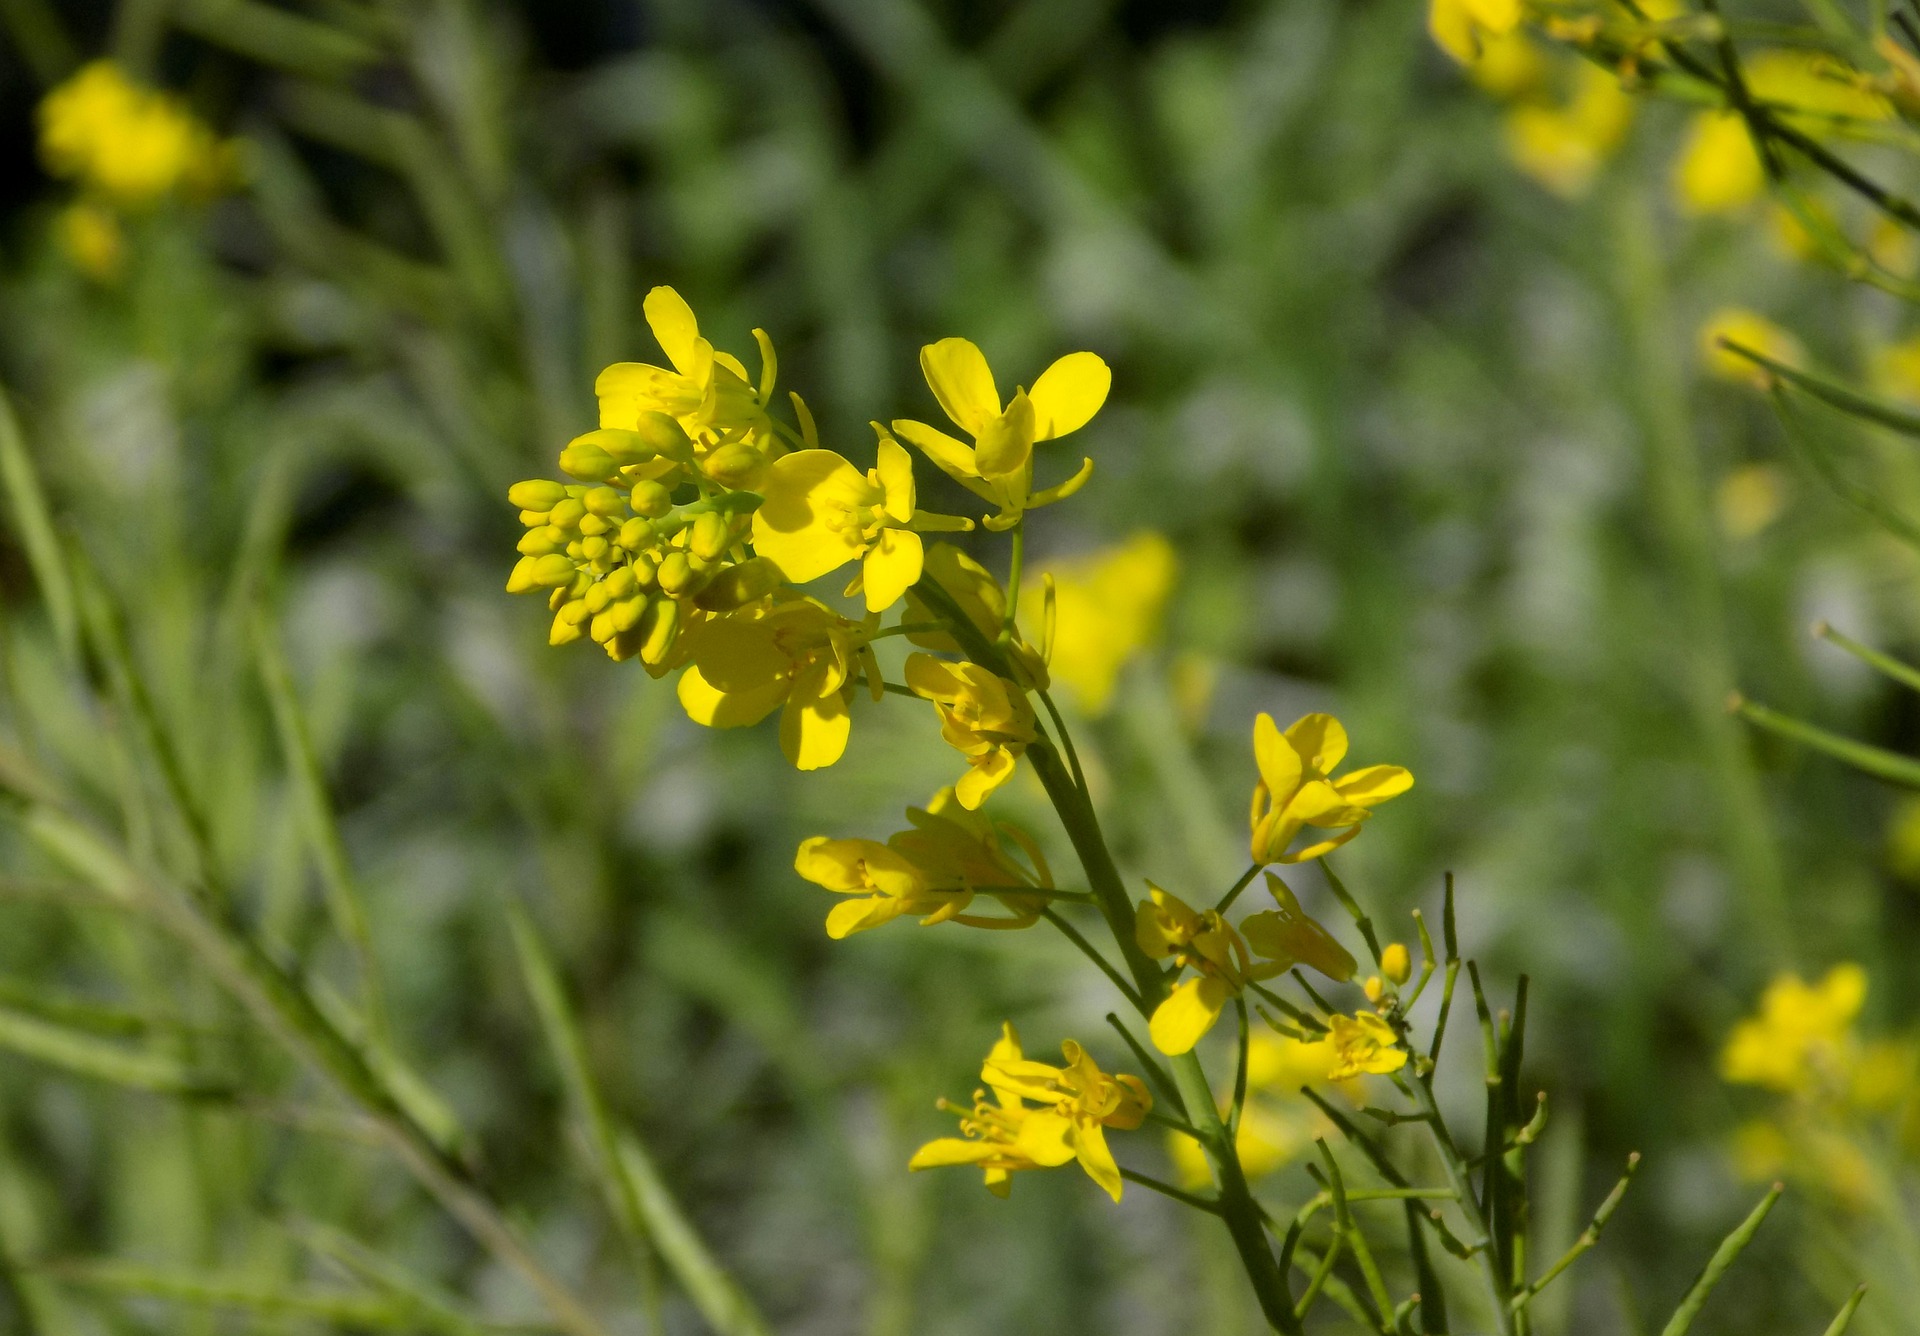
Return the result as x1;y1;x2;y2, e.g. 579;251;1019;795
905;654;1039;808
909;1023;1150;1201
891;337;1107;530
1721;963;1866;1094
1249;712;1413;864
1428;0;1522;67
1327;1012;1408;1080
38;60;236;206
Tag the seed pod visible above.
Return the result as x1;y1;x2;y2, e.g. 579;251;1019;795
508;479;569;510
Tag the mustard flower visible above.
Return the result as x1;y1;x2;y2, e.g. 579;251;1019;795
1428;0;1522;67
1502;64;1633;199
1239;873;1358;984
1721;963;1866;1094
1023;531;1177;715
891;338;1108;530
676;597;881;769
1136;884;1290;1056
1248;712;1413;865
909;1023;1150;1201
750;432;972;613
1699;308;1802;388
905;654;1038;808
53;202;124;282
594;287;794;490
795;787;1051;937
38;61;235;206
1166;1031;1359;1186
1673;51;1890;216
1326;1012;1407;1080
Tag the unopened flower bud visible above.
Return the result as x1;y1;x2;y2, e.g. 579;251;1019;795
583;486;627;516
657;550;708;597
559;440;619;482
549;498;586;529
508;479;568;511
690;511;733;562
549;604;586;646
619;516;657;549
702;441;761;488
1382;942;1411;986
638;596;682;665
694;556;782;611
630;481;674;518
1364;976;1386;1005
633;411;694;460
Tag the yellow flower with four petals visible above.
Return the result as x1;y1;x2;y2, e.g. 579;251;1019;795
905;654;1038;808
1249;712;1414;864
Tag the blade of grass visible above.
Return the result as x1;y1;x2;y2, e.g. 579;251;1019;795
0;387;78;668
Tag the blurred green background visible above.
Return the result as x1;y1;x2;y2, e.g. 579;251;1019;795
0;0;1916;1332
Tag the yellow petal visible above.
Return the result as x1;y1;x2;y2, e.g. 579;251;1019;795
909;1138;1000;1170
1014;1110;1077;1167
862;528;923;613
752;449;870;583
1285;713;1348;773
1287;779;1365;828
644;286;703;378
920;337;1001;436
1252;712;1303;799
1072;1121;1124;1202
956;747;1016;809
973;391;1035;479
1028;351;1110;440
825;896;905;939
1278;826;1364;864
781;688;851;770
1333;764;1414;806
875;434;916;522
1673;110;1764;216
891;418;980;480
1149;976;1229;1056
676;665;786;728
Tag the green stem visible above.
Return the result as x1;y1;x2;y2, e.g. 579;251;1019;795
1407;1071;1516;1336
1216;863;1262;912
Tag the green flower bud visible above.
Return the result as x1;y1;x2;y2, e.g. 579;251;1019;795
508;479;568;510
584;486;627;516
584;581;613;614
530;554;576;587
630;481;674;518
559;441;618;481
550;498;587;528
619;517;656;549
610;595;647;633
690;511;733;562
604;566;638;599
656;550;704;597
702;442;761;489
638;596;682;665
694;556;783;611
633;411;695;460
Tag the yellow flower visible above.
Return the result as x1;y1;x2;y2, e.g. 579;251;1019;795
909;1023;1150;1201
1326;1012;1407;1080
1428;0;1522;66
1503;64;1633;198
1721;963;1866;1094
53;201;124;282
904;654;1038;808
38;61;235;206
902;542;1048;688
1023;531;1177;715
1136;885;1292;1056
594;287;793;490
1465;28;1548;98
1699;308;1803;388
1673;111;1765;216
1168;1103;1308;1187
795;787;1051;937
1674;52;1891;216
1239;873;1358;983
1715;463;1789;540
675;597;881;769
1248;712;1413;865
891;338;1108;530
750;432;971;613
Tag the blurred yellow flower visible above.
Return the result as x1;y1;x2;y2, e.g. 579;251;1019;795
1465;28;1547;98
905;654;1038;808
891;338;1107;530
1248;712;1413;864
1327;1012;1407;1080
1024;531;1177;715
53;201;123;281
38;60;234;206
1674;52;1891;216
795;787;1051;937
1429;0;1522;67
1715;463;1789;540
1699;308;1803;387
676;597;880;769
1503;63;1634;198
1721;962;1866;1093
910;1023;1150;1201
751;433;972;613
1874;335;1920;407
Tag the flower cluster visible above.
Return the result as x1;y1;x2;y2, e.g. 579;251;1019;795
36;61;239;281
508;290;1419;1213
